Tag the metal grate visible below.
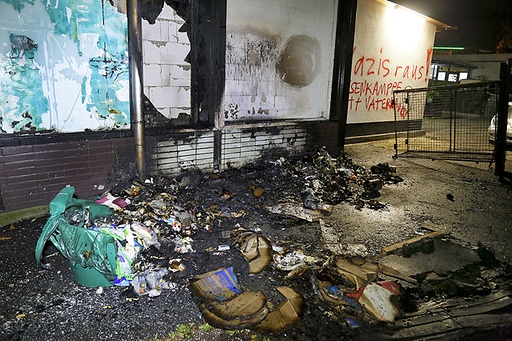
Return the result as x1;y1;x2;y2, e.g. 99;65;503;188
393;82;499;162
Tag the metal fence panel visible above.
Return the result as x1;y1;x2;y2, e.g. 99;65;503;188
393;82;499;162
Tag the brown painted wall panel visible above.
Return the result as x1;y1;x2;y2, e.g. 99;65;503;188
38;183;71;195
88;139;116;151
33;150;64;165
7;196;46;212
37;179;70;192
2;174;39;193
1;145;33;156
33;143;63;152
29;163;66;176
1;154;35;167
0;151;4;176
0;137;136;212
2;163;37;178
92;146;115;156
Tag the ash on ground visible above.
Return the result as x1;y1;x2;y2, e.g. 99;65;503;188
2;144;512;341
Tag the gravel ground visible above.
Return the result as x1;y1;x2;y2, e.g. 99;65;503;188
1;138;512;341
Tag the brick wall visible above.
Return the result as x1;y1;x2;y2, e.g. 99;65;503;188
142;5;191;120
0;137;135;212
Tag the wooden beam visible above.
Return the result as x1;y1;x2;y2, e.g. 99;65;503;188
381;230;447;255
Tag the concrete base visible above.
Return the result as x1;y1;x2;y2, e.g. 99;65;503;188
0;205;48;228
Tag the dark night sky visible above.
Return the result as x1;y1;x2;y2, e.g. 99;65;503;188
392;0;512;50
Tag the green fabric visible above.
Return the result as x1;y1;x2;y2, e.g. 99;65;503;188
35;186;117;287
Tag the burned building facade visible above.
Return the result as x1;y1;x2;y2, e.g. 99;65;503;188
0;0;446;212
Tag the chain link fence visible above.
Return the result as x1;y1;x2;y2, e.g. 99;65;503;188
393;82;499;163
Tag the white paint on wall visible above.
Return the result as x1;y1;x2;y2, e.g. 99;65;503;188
348;0;436;123
224;0;338;122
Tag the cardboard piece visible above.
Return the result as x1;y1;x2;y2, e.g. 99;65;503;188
234;231;273;274
201;303;269;329
335;258;377;290
359;282;401;322
238;233;260;261
248;236;273;274
205;291;267;319
189;267;241;301
254;286;304;333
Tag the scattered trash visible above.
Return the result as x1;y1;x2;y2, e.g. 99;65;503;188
132;267;171;297
35;186;117;288
173;236;195;254
168;258;186;272
363;178;383;195
250;186;264;198
345;317;360;329
232;229;273;274
359;281;402;322
370;163;402;184
217;245;230;251
95;192;130;210
273;250;317;272
30;146;511;339
274;250;307;271
267;203;325;222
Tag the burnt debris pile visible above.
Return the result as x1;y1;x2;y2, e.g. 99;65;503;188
33;147;512;339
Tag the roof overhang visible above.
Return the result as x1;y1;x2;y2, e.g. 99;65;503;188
373;0;453;32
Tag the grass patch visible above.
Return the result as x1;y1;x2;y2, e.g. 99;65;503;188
150;323;275;341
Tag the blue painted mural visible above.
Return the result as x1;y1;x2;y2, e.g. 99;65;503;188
0;0;129;133
0;34;48;132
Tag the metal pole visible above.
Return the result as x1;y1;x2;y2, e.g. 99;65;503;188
331;0;358;151
127;0;146;180
451;89;455;153
495;61;509;177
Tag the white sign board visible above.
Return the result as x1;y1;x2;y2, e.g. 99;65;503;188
348;0;436;123
224;0;338;121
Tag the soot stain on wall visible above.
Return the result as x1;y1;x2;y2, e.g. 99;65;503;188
276;35;320;87
224;33;279;119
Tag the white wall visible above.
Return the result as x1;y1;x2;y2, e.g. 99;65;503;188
142;5;191;120
434;53;512;81
146;2;312;175
348;0;437;123
224;0;338;122
142;0;438;127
